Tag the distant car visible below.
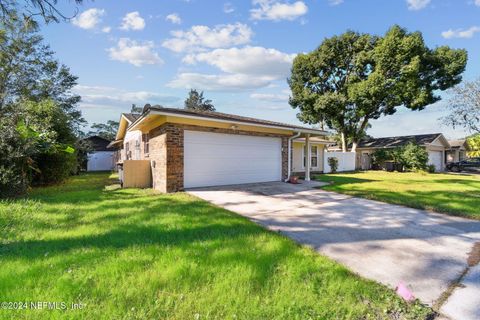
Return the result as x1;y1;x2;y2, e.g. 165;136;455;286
446;157;480;172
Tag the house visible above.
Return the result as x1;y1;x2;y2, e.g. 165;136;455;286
446;139;468;163
355;133;450;172
82;136;115;171
108;105;329;192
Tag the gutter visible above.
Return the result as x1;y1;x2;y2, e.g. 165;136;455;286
285;131;302;182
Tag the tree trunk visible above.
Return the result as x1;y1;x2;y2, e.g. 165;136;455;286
351;142;357;153
340;131;347;152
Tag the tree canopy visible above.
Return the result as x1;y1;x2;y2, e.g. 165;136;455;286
184;89;215;112
289;25;467;151
442;78;480;134
0;0;83;23
88;120;119;141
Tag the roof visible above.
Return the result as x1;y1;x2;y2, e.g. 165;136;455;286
357;133;444;149
447;139;467;149
122;113;141;123
82;135;112;151
141;105;327;134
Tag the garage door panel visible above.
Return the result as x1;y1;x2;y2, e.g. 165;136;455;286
184;131;282;188
428;151;443;172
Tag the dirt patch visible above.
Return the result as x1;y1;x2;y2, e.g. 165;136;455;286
467;242;480;267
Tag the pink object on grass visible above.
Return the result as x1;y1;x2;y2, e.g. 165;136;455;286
396;282;415;302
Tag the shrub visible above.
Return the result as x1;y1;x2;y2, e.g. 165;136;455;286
32;151;78;185
427;164;436;173
371;149;390;168
328;157;339;173
402;143;429;171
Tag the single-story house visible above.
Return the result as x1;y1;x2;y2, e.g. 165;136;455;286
82;136;115;171
446;139;468;163
108;105;329;192
355;133;450;172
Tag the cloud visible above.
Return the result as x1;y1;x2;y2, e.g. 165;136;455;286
120;11;146;31
183;46;295;79
167;73;275;91
441;26;480;39
224;2;235;13
250;0;308;21
76;85;181;108
329;0;344;5
162;23;253;52
406;0;430;10
72;8;105;30
250;93;289;102
107;38;163;67
476;0;480;6
102;26;111;33
166;13;182;24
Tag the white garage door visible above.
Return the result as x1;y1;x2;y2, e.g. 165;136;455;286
428;151;443;172
87;151;114;171
184;131;282;188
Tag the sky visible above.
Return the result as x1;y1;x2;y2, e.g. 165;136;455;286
41;0;480;139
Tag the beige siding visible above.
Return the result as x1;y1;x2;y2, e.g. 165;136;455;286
123;160;152;188
292;142;325;172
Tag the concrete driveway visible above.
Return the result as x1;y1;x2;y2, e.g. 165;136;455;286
188;181;480;320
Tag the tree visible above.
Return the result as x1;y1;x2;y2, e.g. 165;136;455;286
289;26;467;152
466;134;480;157
0;15;82;195
442;79;480;134
88;120;119;141
0;0;83;23
130;103;142;114
184;89;215;112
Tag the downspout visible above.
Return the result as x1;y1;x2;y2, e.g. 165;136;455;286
285;131;302;182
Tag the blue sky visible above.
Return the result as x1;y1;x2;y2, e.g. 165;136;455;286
41;0;480;139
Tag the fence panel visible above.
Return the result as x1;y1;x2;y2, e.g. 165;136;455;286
323;151;356;173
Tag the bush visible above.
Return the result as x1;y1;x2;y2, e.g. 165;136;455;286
401;143;429;171
33;151;78;185
328;157;339;173
371;149;390;168
427;164;436;173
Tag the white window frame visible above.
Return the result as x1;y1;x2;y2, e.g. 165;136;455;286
302;144;319;169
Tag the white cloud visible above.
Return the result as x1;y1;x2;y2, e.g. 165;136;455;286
102;26;111;33
72;8;105;30
107;38;163;67
441;26;480;39
120;11;146;31
76;85;181;106
167;73;275;91
476;0;480;6
329;0;344;5
406;0;430;10
224;2;235;13
250;93;289;102
162;23;253;52
183;46;295;79
250;0;308;21
166;13;182;24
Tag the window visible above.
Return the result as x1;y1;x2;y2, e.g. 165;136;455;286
125;142;131;160
143;134;149;154
303;145;318;168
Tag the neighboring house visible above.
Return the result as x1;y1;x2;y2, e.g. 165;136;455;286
355;133;450;172
109;105;329;192
446;139;468;163
83;136;115;171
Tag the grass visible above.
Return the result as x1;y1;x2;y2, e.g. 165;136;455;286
0;173;431;320
315;171;480;220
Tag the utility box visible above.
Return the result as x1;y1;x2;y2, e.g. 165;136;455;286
122;160;152;188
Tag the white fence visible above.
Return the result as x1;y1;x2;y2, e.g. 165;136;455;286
323;151;356;173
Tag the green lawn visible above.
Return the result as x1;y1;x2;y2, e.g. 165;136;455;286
0;173;431;319
315;171;480;220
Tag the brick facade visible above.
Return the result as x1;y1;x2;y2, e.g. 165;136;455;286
147;122;290;193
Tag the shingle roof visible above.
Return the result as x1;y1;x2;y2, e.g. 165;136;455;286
146;105;326;133
448;139;466;149
122;113;141;123
82;136;112;151
357;133;442;149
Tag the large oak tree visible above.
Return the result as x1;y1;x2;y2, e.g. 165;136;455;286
289;26;467;152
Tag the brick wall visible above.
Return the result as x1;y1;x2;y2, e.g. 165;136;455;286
148;122;291;193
